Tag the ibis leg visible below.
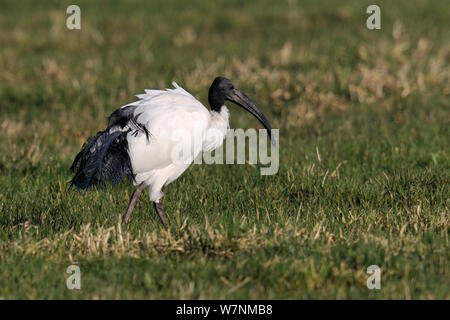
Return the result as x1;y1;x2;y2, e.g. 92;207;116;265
124;183;146;224
153;201;169;226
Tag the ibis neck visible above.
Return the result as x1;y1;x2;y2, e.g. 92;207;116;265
208;86;225;112
210;105;230;123
212;105;230;138
203;106;229;152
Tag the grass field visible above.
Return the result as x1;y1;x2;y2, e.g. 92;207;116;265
0;0;449;299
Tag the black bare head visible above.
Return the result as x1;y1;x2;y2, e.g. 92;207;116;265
208;76;274;141
208;77;233;112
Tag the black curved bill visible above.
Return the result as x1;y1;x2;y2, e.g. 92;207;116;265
225;88;275;144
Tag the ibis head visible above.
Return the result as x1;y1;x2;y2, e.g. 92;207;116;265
208;77;273;140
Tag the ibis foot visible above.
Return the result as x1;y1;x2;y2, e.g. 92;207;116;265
154;201;169;226
124;183;146;224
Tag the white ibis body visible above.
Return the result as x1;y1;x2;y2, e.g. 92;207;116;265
71;77;272;225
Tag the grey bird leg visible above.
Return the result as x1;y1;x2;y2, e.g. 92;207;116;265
124;183;146;224
153;201;169;226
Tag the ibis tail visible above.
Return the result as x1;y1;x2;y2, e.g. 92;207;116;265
70;104;150;190
70;126;133;189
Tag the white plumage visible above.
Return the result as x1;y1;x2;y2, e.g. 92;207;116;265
125;82;229;201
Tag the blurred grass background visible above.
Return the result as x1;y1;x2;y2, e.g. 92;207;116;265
0;0;448;299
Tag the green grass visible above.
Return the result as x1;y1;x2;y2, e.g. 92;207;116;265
0;0;449;299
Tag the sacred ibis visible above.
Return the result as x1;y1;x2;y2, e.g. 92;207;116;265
70;77;273;225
